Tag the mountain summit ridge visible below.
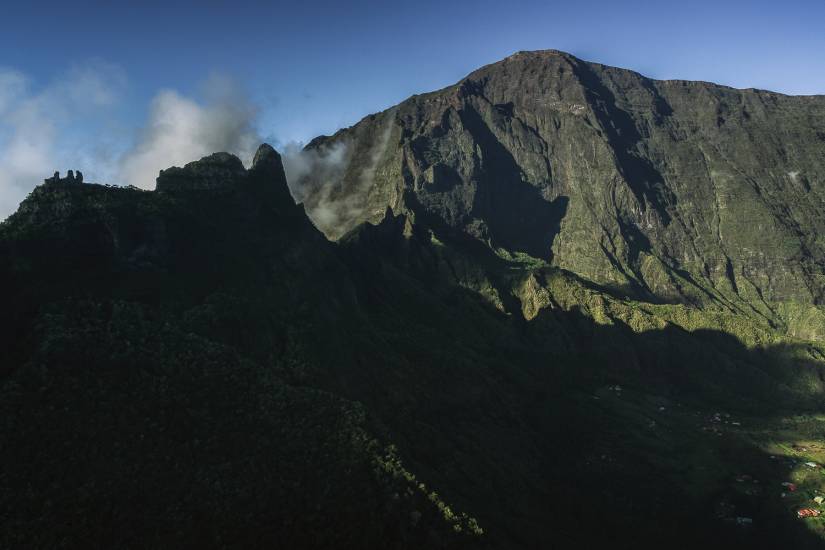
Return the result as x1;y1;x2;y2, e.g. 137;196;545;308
486;49;824;95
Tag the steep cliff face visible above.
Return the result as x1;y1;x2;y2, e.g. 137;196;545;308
298;50;825;320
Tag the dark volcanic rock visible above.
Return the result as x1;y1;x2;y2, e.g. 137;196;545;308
252;142;283;173
249;143;296;207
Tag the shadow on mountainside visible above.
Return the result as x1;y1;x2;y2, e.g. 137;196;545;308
456;104;569;261
1;175;825;549
338;213;825;549
569;59;676;226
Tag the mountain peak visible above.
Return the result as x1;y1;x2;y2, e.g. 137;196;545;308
506;48;576;60
250;143;287;187
252;143;281;170
246;143;296;211
299;49;825;310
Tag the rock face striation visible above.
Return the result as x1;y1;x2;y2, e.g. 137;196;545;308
298;50;825;320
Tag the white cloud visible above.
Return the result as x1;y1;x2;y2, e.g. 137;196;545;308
281;140;348;201
119;75;261;189
281;111;394;238
281;140;349;231
0;61;126;220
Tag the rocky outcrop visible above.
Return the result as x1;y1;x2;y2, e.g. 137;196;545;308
5;144;314;281
44;170;84;184
153;145;299;214
156;152;247;192
297;50;825;314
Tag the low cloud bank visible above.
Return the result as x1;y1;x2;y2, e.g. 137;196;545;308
281;113;394;237
282;140;350;231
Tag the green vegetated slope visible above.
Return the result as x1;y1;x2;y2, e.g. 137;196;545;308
338;207;825;549
2;52;825;549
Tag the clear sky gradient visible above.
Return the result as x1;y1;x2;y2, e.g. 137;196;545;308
0;0;823;217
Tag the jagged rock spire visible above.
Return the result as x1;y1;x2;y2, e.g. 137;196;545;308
152;145;296;213
247;143;295;209
251;143;283;174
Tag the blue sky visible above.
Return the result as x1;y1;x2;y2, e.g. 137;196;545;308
1;0;823;217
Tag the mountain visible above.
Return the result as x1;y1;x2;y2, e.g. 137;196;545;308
297;49;825;340
2;52;825;549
